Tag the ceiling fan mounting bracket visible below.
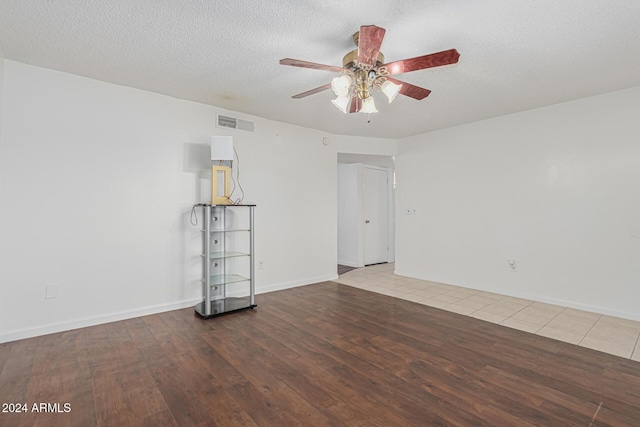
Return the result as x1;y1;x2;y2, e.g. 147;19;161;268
352;31;360;46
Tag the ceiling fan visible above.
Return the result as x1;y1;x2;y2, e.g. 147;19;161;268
279;25;460;114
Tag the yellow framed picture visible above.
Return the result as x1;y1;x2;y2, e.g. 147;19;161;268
211;165;231;204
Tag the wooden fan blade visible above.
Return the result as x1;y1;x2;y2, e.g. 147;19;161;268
384;49;460;75
349;97;361;113
280;58;347;73
357;25;386;67
291;83;332;99
386;77;432;100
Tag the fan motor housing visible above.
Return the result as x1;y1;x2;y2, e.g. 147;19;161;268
342;49;385;69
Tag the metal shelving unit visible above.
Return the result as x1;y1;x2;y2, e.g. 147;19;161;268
194;204;256;318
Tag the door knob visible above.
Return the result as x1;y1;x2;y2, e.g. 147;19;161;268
365;220;370;223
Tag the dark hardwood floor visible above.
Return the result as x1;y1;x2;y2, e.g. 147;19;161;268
337;264;357;275
2;281;640;426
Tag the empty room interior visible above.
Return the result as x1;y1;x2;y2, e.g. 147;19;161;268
1;1;640;426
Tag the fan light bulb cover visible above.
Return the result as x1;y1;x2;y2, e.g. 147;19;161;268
381;80;402;103
359;96;378;114
332;95;351;114
331;75;352;97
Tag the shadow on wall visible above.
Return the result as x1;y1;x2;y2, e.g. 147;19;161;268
183;142;212;204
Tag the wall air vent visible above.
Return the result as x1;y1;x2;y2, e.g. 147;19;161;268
216;114;255;132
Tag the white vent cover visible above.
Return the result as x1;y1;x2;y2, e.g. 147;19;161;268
216;114;255;132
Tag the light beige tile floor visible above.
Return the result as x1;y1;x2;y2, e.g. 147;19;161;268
336;263;640;361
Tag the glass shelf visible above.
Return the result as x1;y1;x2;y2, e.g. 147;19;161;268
202;251;250;260
201;228;250;233
202;274;249;286
194;203;256;207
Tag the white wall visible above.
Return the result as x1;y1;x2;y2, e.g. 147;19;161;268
396;86;640;320
336;135;397;156
0;61;338;342
0;54;4;190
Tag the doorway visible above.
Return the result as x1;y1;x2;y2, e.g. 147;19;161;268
337;155;395;268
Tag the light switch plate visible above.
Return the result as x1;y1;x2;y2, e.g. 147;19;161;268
45;284;58;299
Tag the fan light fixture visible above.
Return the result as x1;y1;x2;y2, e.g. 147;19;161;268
280;25;460;115
330;68;401;114
331;94;351;113
360;96;379;114
381;80;402;103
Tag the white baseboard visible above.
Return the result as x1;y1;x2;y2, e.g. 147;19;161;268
0;297;202;344
256;274;339;295
338;259;359;268
513;292;640;323
0;275;343;344
393;267;640;323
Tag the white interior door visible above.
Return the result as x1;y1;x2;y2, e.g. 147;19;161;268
363;167;389;265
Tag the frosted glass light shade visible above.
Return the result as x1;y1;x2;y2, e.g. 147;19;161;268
332;95;350;113
211;136;234;160
331;75;352;96
381;80;402;103
359;96;378;114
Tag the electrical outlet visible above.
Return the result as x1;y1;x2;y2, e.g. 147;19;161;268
258;261;264;270
405;209;416;215
508;259;517;272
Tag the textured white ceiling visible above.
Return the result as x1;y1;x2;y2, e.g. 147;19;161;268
1;0;639;139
